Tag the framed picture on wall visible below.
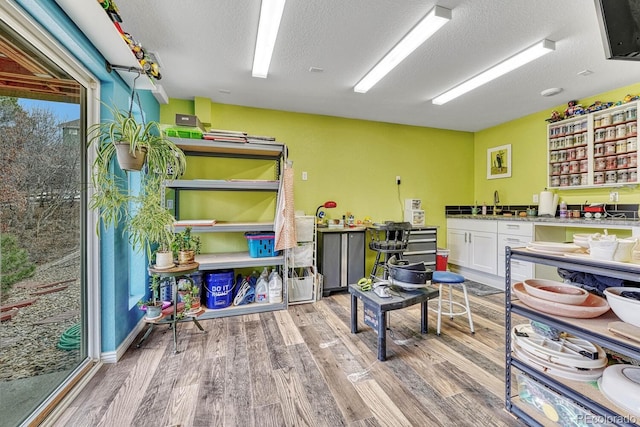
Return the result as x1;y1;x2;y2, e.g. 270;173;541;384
487;144;511;179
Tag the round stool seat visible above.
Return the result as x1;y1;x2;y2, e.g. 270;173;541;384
432;271;465;284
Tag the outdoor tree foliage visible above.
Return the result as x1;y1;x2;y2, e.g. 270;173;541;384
0;234;36;292
0;96;81;267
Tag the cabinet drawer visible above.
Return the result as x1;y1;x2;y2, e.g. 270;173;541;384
447;218;497;233
409;229;436;239
498;234;530;255
498;221;533;236
406;240;436;252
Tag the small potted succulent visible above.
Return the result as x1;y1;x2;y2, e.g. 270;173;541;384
172;226;201;265
137;274;164;319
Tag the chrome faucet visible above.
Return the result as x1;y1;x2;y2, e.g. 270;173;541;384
493;190;500;215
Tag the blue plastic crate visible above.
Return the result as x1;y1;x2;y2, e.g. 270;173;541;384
245;233;279;258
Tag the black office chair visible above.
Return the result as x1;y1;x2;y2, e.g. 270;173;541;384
368;221;412;280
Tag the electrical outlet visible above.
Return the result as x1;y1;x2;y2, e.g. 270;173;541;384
609;191;619;202
532;194;539;203
396;175;401;185
302;171;308;181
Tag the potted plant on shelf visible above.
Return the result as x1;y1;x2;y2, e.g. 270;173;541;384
138;274;164;319
88;102;187;264
178;278;201;315
172;226;201;265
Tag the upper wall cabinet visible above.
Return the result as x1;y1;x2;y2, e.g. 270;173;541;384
547;101;638;189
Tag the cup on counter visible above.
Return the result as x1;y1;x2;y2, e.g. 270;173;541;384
471;207;480;216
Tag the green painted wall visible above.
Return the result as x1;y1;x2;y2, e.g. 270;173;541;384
161;102;475;246
475;82;640;207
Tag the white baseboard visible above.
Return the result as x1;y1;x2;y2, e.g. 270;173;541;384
100;319;146;363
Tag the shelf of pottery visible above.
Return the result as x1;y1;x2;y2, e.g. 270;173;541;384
547;101;638;189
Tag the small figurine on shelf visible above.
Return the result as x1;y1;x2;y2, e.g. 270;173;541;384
564;100;585;118
545;110;564;123
586;100;614;113
624;94;640;103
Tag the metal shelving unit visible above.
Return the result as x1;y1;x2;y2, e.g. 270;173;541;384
167;138;289;319
505;247;640;426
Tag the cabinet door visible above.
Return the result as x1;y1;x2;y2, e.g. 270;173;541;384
346;232;365;285
468;230;497;274
319;233;341;289
447;228;469;266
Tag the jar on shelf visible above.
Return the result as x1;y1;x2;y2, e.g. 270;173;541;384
569;160;580;173
606;156;618;170
550;126;561;137
625;106;637;121
629;152;638;168
576;146;587;159
568;148;577;160
595;128;606;142
550;175;560;187
617;154;629;169
580;120;588;131
612;110;625;124
594;171;605;184
616;139;627;154
581;173;588;185
595;157;607;171
560;175;570;186
570;174;581;186
560;124;569;135
565;134;575;147
575;133;586;145
616;124;627;139
567;123;575;134
605;141;616;155
628;122;637;136
630;169;638;182
606;127;617;140
617;170;629;183
549;151;559;163
558;149;568;162
605;170;617;184
594;143;605;157
627;137;637;152
561;162;570;175
551;163;561;175
602;113;613;126
594;115;603;128
579;159;588;172
557;136;566;149
549;138;557;150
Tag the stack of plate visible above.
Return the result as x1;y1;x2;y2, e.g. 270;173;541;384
599;364;640;417
512;324;607;381
512;280;610;319
526;241;581;255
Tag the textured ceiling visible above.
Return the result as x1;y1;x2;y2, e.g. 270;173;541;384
113;0;640;132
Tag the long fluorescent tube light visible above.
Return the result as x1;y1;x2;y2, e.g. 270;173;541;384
354;5;451;93
252;0;287;78
432;39;556;105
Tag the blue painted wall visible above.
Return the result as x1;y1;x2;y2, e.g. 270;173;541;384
16;0;159;353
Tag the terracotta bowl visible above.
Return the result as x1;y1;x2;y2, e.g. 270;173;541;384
522;278;589;305
512;282;609;319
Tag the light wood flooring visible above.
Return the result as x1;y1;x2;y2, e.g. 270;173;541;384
50;288;526;427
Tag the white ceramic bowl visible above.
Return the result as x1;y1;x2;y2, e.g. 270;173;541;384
613;238;638;263
599;365;640;417
603;287;640;328
523;278;589;305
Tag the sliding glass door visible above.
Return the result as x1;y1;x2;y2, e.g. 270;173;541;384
0;10;98;426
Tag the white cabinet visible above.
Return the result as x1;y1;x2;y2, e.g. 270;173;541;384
166;138;288;319
497;221;533;286
547;100;638;189
446;219;497;275
505;247;640;426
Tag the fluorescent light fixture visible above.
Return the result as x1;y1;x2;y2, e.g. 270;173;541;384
354;5;451;93
252;0;287;78
432;39;555;105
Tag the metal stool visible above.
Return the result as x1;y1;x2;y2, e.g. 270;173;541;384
368;221;412;280
431;271;475;336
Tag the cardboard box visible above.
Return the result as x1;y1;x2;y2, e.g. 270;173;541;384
175;114;204;130
404;198;422;210
404;209;425;226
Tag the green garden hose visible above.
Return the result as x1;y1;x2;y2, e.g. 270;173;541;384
57;323;81;350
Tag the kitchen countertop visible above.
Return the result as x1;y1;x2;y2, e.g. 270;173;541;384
317;226;367;232
446;214;640;227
